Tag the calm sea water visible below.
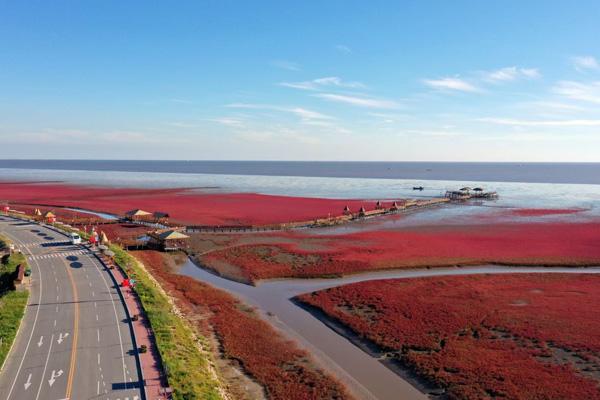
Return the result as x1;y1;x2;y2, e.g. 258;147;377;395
1;160;600;184
1;160;600;212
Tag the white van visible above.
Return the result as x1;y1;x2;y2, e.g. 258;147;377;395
69;233;82;245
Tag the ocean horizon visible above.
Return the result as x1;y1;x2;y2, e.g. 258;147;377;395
1;160;600;185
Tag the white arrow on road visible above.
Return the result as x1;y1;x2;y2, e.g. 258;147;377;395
48;369;63;387
37;336;43;347
23;373;32;390
56;332;69;344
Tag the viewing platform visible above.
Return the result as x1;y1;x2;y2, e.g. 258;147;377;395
445;187;499;201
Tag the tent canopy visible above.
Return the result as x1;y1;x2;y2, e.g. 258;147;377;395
125;209;152;217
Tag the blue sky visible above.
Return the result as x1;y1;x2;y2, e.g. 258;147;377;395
1;1;600;161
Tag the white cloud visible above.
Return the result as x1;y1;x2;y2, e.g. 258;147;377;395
227;103;347;133
423;77;479;92
335;45;352;54
368;112;409;123
236;130;275;142
526;101;584;112
520;68;542;79
478;117;600;127
479;131;600;143
572;56;599;72
226;103;333;123
6;129;92;144
2;128;178;145
104;131;156;143
225;103;351;134
287;107;333;121
280;76;365;91
208;118;245;127
167;122;201;128
271;60;301;71
237;128;320;145
553;80;600;104
483;66;541;82
314;93;400;109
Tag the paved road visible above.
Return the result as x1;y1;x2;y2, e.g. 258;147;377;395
0;216;143;400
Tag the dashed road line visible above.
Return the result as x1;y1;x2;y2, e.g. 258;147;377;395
27;249;87;261
35;333;54;400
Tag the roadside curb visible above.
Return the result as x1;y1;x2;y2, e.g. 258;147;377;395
89;248;148;400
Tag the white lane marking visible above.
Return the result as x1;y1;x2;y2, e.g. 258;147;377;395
92;291;95;297
94;301;97;308
97;380;100;395
53;319;57;327
57;332;69;344
97;353;101;365
37;336;44;347
97;328;100;342
4;233;44;400
47;369;63;387
35;333;54;399
83;251;128;386
56;294;59;301
55;305;59;313
23;373;32;390
96;314;99;321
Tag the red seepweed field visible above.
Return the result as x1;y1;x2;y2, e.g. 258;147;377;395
0;181;392;226
133;250;351;400
297;274;600;399
202;221;600;283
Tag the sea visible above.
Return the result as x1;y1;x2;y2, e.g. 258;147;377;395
1;160;600;212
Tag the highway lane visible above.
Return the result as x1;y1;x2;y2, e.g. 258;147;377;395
0;216;143;400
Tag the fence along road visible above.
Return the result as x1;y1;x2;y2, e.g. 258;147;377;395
0;215;143;400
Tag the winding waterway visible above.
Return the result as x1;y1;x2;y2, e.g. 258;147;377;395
178;262;600;400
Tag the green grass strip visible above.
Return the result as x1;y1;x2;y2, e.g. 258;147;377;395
0;236;30;370
3;217;223;399
110;245;223;400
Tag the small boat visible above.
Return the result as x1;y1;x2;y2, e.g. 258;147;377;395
412;186;424;191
